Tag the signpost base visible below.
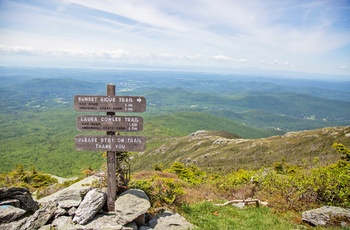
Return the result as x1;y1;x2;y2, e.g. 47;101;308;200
107;150;116;212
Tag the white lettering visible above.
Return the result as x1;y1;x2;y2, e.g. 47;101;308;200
100;137;115;143
80;116;97;122
77;137;97;143
100;97;116;102
78;96;98;102
95;144;111;149
124;117;138;122
117;138;125;143
101;116;121;122
119;97;133;103
115;144;125;149
127;138;142;143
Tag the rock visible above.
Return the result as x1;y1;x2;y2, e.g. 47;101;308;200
73;188;106;225
51;216;72;229
54;189;85;208
77;214;126;230
38;175;98;204
0;205;26;223
68;206;77;216
0;217;28;230
302;206;350;227
232;202;245;209
115;189;151;226
148;211;194;230
21;202;58;230
0;199;21;208
139;226;153;230
53;207;67;218
0;187;39;213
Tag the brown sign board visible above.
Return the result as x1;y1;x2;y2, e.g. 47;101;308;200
76;115;143;132
75;135;146;151
74;95;146;112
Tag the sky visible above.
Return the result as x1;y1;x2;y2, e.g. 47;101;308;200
0;0;350;76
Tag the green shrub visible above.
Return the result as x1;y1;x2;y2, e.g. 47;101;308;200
332;142;350;162
167;162;206;185
256;160;350;211
129;174;185;207
0;165;58;191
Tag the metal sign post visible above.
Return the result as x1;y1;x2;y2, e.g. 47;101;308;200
74;84;146;212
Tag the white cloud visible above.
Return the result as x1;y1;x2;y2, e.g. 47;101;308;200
1;0;349;75
212;55;232;62
340;65;347;69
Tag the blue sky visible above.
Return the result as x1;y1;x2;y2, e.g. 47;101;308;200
0;0;350;76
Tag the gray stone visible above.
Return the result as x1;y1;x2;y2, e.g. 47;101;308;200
79;214;125;229
0;187;39;213
149;211;194;230
0;216;28;230
20;202;58;230
0;199;21;208
38;176;98;204
54;189;85;208
115;189;151;226
73;188;106;225
232;202;245;209
0;205;26;223
37;225;52;230
53;207;67;218
302;206;350;227
125;221;138;230
139;226;153;230
51;215;72;229
68;206;77;216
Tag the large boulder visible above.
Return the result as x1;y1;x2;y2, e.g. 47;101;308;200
0;205;26;223
73;188;106;225
0;187;38;213
148;211;194;230
115;189;151;226
38;176;98;204
302;206;350;227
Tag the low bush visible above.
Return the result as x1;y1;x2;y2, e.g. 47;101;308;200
129;172;185;208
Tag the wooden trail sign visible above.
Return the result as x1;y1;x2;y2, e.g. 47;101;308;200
75;135;146;151
76;115;143;132
74;95;146;112
74;84;146;212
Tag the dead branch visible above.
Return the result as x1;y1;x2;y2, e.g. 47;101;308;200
214;198;268;208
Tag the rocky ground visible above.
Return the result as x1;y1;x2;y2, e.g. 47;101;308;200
0;176;194;230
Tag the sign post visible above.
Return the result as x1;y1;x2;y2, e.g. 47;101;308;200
106;84;116;212
74;84;146;212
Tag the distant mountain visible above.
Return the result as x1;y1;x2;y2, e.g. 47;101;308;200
1;67;350;177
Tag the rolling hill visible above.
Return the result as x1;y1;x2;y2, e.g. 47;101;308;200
130;126;350;173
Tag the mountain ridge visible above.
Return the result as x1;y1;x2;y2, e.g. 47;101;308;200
130;126;350;173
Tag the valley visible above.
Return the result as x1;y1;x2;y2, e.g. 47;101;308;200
0;66;350;177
